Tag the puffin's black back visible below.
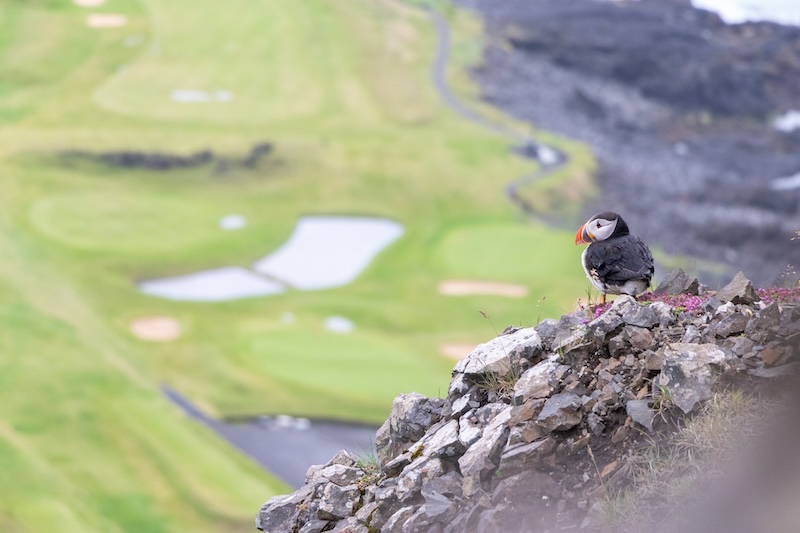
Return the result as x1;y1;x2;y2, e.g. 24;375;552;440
585;234;654;283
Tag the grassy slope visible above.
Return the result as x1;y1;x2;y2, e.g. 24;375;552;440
0;0;594;529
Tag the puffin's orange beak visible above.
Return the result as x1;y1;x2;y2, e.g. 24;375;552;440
575;224;592;245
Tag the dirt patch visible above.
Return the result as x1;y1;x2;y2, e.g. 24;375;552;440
130;316;181;342
87;14;128;28
439;342;476;360
438;279;529;298
74;0;106;6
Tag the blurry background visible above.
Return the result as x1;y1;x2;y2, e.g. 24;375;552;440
0;0;798;531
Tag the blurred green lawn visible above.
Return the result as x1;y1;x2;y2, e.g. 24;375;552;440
0;0;594;530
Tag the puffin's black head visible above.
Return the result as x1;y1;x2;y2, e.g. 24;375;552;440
575;211;630;245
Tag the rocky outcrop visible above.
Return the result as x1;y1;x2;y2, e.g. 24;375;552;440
255;271;799;532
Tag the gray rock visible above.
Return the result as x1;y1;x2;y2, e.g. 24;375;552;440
508;420;547;445
650;301;678;327
449;389;481;418
534;318;559;347
256;484;314;532
587;309;624;344
625;399;655;431
586;412;606;435
383;452;413;478
458;405;513;497
306;464;363;487
382;507;415;533
621;302;661;328
554;326;595;367
396;457;446;504
715;271;759;305
417;419;463;459
642;349;664;371
625;325;655;351
712;312;749;338
297;519;330;533
497;437;557;477
318;483;361;521
354;501;379;526
376;393;444;465
446;373;471;399
745;303;781;344
458;412;483;448
401;507;442;533
454;327;542;376
654;268;700;296
656;343;734;414
536;392;583;432
552;312;589;346
513;359;565;404
330;517;368;533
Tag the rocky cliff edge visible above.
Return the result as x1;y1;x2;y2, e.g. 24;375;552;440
256;270;799;532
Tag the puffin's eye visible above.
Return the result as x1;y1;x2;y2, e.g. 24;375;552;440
595;222;601;228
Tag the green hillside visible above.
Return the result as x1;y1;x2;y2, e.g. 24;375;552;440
0;0;594;530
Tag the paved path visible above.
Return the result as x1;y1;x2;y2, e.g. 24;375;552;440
162;386;377;489
425;5;568;217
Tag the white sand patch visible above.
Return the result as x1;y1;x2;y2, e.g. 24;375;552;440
440;343;476;360
130;316;181;342
438;279;529;298
171;90;233;103
324;316;355;334
253;216;404;290
74;0;106;6
139;266;285;301
219;214;247;230
87;14;128;28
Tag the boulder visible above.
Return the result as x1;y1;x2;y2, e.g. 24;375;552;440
536;392;583;432
454;327;542;376
376;393;444;465
654;269;700;296
656;343;734;413
715;272;759;305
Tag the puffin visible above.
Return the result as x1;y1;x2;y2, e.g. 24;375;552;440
575;211;654;304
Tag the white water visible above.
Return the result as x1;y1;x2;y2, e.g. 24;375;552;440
691;0;800;26
139;266;285;301
253;216;404;290
139;216;404;301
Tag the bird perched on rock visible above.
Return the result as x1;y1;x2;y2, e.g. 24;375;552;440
575;211;654;304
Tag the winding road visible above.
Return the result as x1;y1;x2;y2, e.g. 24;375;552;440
426;5;568;216
161;2;571;490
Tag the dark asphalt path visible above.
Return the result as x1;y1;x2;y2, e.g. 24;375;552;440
425;4;568;217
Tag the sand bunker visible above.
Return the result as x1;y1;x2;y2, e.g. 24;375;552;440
439;343;476;360
130;316;181;342
438;279;529;298
74;0;106;6
87;14;128;28
171;90;233;103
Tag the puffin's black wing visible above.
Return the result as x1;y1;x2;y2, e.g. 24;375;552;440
585;235;654;283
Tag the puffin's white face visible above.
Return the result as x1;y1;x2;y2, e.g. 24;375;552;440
586;215;617;242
